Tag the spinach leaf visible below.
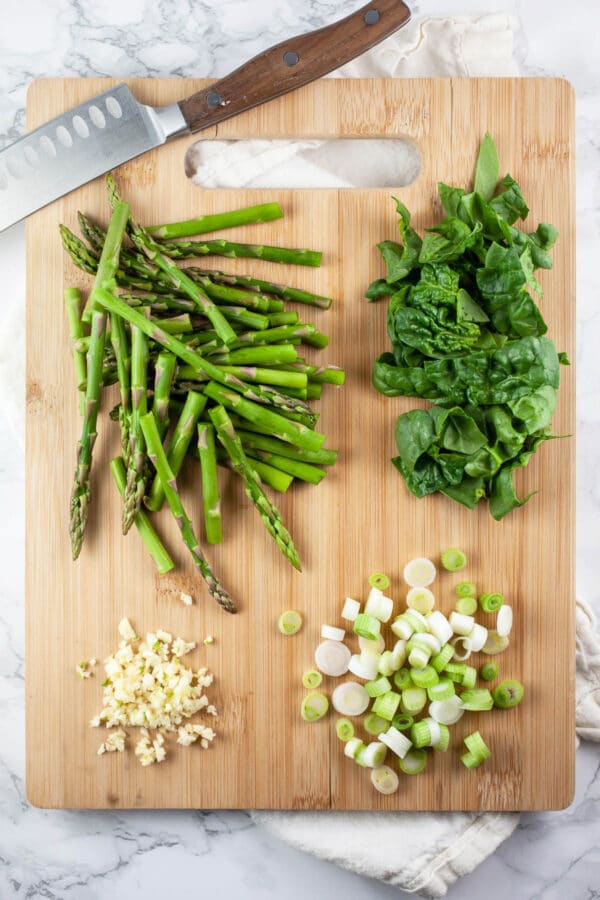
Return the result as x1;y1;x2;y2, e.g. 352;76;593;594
474;132;500;200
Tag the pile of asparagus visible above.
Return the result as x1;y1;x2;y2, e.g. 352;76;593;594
62;175;344;613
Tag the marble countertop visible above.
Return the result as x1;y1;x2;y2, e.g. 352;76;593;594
1;1;598;898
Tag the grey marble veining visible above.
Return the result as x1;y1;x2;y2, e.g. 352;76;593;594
0;1;599;898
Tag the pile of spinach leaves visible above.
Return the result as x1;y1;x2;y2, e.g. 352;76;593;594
368;134;568;520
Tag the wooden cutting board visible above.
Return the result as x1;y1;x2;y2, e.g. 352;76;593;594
25;77;575;810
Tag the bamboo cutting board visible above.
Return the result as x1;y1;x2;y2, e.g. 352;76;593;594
25;77;575;810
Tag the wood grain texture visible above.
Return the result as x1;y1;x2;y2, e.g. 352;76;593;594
25;77;575;810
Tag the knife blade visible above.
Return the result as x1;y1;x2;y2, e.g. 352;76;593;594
0;0;411;233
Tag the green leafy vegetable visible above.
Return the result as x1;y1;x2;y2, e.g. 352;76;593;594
368;134;566;519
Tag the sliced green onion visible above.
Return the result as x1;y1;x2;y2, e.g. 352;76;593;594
492;679;524;709
459;689;494;711
464;730;491;760
390;640;407;671
392;713;414;732
393;668;413;691
301;691;329;722
372;691;401;721
321;624;345;641
455;596;478;616
431;644;455;673
455;581;477;598
429;696;464;725
466;623;488;653
410;720;434;749
398;748;427;775
332;681;370;716
400;687;427;714
370;765;399;794
353;613;381;641
461;666;477;690
391;610;428;640
480;662;499;682
441;548;467;571
365;588;393;623
444;662;467;682
479;592;504;613
278;609;303;635
365;676;392;698
357;741;388;767
341;596;360;621
302;669;323;689
482;629;509;655
377;650;395;677
450;635;472;662
315;640;351;676
348;650;380;681
379;725;412;758
426;611;453;645
410;665;439;689
460;750;482;770
336;718;354;742
359;634;386;654
433;722;450;751
449;611;475;636
368;572;390;591
496;605;513;637
403;557;436;588
364;712;391;736
427;678;455;702
408;646;430;669
406;587;435;614
344;737;364;760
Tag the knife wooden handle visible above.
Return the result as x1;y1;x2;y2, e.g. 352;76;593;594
178;0;411;134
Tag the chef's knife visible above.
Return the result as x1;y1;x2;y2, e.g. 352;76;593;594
0;0;411;233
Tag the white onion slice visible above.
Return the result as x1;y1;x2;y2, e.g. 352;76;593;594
344;737;363;759
332;681;370;716
321;624;346;642
314;640;351;676
482;629;509;655
496;605;513;637
360;741;388;767
348;650;380;681
427;611;453;645
365;588;394;623
379;726;412;759
429;696;465;725
406;587;435;614
403;557;436;587
449;611;475;636
466;623;488;652
370;765;399;795
341;597;360;621
410;633;441;654
359;634;386;654
423;717;441;747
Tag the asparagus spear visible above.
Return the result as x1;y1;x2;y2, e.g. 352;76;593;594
123;322;149;534
177;364;307;390
109;311;131;459
139;412;235;613
218;454;293;493
204;345;299;366
231;427;338;466
188;268;333;309
202;381;325;451
69;201;130;558
107;174;237;347
148;202;284;239
246;450;325;485
155;237;322;268
197;423;222;545
110;457;174;574
93;288;319;422
64;288;87;416
145;391;207;512
209;404;300;570
152;352;177;439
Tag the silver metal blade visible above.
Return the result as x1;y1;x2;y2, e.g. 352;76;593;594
0;83;188;232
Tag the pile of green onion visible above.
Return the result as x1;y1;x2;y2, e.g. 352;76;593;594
298;551;523;795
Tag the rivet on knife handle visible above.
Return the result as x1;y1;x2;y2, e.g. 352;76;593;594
178;0;411;134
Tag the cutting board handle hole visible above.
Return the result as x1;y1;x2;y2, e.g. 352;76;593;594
184;138;421;189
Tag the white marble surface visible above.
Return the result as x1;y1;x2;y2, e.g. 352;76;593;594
1;1;599;898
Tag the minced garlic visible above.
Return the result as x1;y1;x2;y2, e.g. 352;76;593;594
83;618;217;766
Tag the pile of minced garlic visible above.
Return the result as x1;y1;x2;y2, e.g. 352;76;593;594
79;618;217;766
